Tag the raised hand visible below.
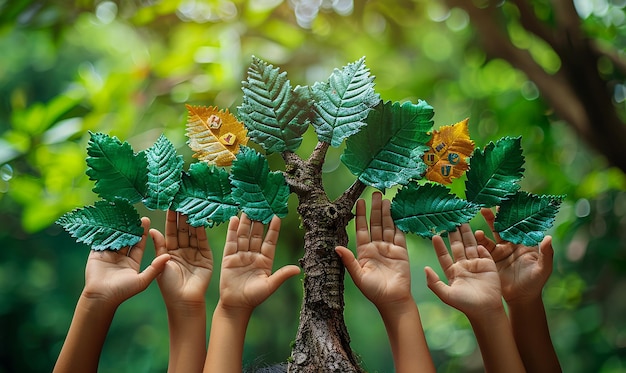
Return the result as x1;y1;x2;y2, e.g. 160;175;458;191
336;191;411;307
425;224;502;318
152;210;213;307
475;207;554;305
83;216;170;306
219;213;301;312
337;192;436;373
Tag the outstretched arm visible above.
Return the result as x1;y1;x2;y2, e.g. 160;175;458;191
204;214;300;373
425;224;525;373
153;210;213;373
476;207;561;373
336;192;435;373
54;217;170;373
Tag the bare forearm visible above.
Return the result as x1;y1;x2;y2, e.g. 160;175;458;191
377;300;435;373
468;308;525;373
509;296;561;373
167;302;207;373
204;302;251;373
53;295;118;373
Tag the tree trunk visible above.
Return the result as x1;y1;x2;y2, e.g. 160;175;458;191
282;145;366;372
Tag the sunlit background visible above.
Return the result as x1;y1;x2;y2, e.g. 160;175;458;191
1;0;626;372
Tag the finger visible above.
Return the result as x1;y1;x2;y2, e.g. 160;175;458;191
381;198;395;243
370;192;383;242
177;214;190;248
480;207;503;243
196;224;211;252
261;216;281;259
249;220;265;253
188;224;199;248
448;228;466;261
432;235;454;273
267;265;301;294
459;224;479;259
424;266;450;303
475;230;496;253
223;216;240;257
335;246;362;284
237;213;253;251
394;227;407;250
476;245;493;259
354;199;371;251
165;210;178;250
149;228;167;257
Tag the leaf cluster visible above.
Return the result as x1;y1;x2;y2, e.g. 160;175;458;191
58;56;564;250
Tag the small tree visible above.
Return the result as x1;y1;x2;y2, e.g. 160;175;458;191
57;56;562;372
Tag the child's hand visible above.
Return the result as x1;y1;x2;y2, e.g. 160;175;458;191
219;213;300;313
475;208;554;305
336;192;412;308
425;224;502;319
152;210;213;309
82;217;170;307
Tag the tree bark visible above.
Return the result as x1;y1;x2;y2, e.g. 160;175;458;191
282;144;366;372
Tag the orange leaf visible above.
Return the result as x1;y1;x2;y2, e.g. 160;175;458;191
185;105;249;166
423;118;474;184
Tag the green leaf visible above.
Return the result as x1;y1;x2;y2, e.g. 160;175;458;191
341;100;433;190
312;57;380;147
391;182;480;238
56;199;143;251
143;134;184;210
230;147;290;223
86;132;148;204
494;191;564;246
238;56;310;153
172;162;239;227
465;136;525;206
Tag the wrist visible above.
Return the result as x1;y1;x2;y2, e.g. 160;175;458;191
214;300;254;321
166;299;207;319
376;296;418;320
78;291;121;312
505;293;544;309
465;303;508;325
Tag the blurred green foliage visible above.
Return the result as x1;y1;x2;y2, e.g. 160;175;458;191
1;1;625;372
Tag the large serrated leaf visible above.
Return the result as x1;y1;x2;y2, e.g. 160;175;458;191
86;132;148;203
230;147;289;223
143;134;184;211
238;57;310;153
56;199;143;251
391;182;480;238
465;136;525;207
171;162;239;228
494;191;564;246
312;57;380;147
341;100;433;190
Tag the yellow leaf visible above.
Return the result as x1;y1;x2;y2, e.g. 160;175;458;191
185;105;249;166
423;118;475;184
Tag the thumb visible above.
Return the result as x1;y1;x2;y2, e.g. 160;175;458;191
267;265;301;294
138;253;171;288
150;228;167;256
335;246;362;282
424;266;449;302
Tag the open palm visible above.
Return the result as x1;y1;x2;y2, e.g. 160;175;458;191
153;210;213;306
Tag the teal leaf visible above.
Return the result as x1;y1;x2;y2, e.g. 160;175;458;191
230;147;290;223
391;182;480;238
172;162;239;227
312;57;380;147
86;132;148;204
56;199;143;251
238;56;310;153
465;137;525;206
341;100;433;190
494;191;564;246
143;134;184;210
